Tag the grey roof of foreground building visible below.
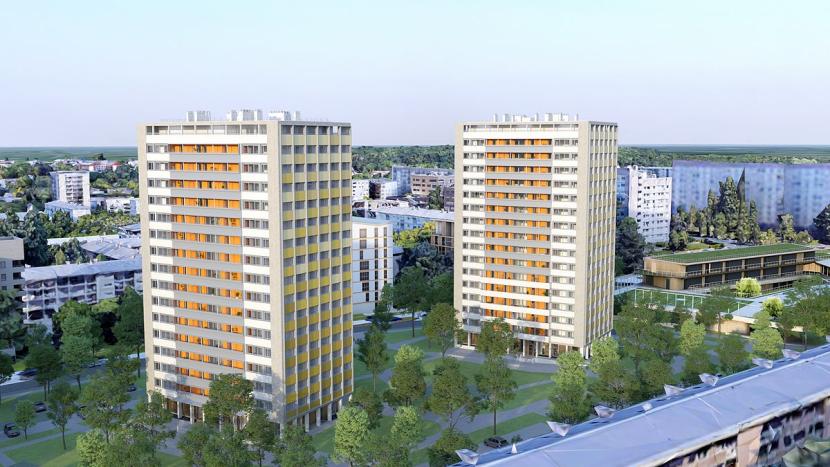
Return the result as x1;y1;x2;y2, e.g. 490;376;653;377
453;344;830;467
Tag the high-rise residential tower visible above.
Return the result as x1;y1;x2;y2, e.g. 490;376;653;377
139;110;354;429
455;113;617;358
616;166;672;243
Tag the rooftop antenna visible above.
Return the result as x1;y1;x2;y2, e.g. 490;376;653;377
456;449;480;465
546;421;571;436
595;405;616;418
752;357;774;369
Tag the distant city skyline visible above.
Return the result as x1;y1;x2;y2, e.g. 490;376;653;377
1;0;829;146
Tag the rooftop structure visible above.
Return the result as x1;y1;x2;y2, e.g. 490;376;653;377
458;344;830;467
367;205;453;232
44;200;91;220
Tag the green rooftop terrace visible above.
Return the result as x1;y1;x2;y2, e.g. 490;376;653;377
649;243;814;264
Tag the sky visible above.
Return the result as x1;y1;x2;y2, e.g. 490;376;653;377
1;0;829;146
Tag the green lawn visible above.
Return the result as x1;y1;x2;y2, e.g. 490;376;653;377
422;359;552;387
468;412;548;445
6;432;82;466
502;384;550;411
0;389;47;423
385;327;425;344
4;431;184;466
0;427;59;448
623;288;748;313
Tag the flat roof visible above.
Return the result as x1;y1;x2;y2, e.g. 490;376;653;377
648;243;813;264
23;259;141;283
459;344;830;467
371;206;454;221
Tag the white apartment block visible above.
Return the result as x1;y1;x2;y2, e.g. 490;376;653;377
45;200;92;220
140;110;353;429
91;196;137;213
351;218;394;315
617;166;672;243
50;171;90;206
351;179;370;201
369;206;454;232
455;113;617;358
21;259;143;328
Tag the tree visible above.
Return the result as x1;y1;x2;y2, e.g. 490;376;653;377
130;391;174;458
616;302;677;378
356;325;388;392
640;358;675;398
475;355;517;435
114;287;143;376
668;229;689;251
428;428;476;467
77;431;109;466
423;303;460;357
814;202;830;244
426;272;453;310
678;319;706;356
783;276;827;349
759;229;779;245
47;381;78;450
716;333;750;374
697;287;735;336
351;387;383;429
386;406;423;466
777;214;797;242
477;318;514;358
61;333;94;390
21;211;52;266
179;423;213;467
548;351;590;423
14;399;36;440
53;249;67;265
334;406;371;467
681;345;715;385
427;186;444;210
750;310;784;360
0;353;13;404
734;277;761;298
104;349;140;389
427;358;476;430
589;337;635;409
0;310;26;353
26;344;63;398
616;217;648;273
276;424;324;467
25;323;52;348
394;267;429;337
203;374;254;431
761;297;784;318
201;426;254;467
79;374;132;444
387;344;426;406
244;408;275;467
371;285;395;332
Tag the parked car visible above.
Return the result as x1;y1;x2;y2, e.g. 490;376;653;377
33;402;47;413
484;436;508;448
3;423;20;438
17;368;37;378
127;383;137;392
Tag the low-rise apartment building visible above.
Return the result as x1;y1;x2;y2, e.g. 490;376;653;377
391;166;453;196
45;200;92;220
351;179;370;201
411;172;454;196
351;218;394;315
643;244;818;291
369;205;454;232
21;259;143;326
